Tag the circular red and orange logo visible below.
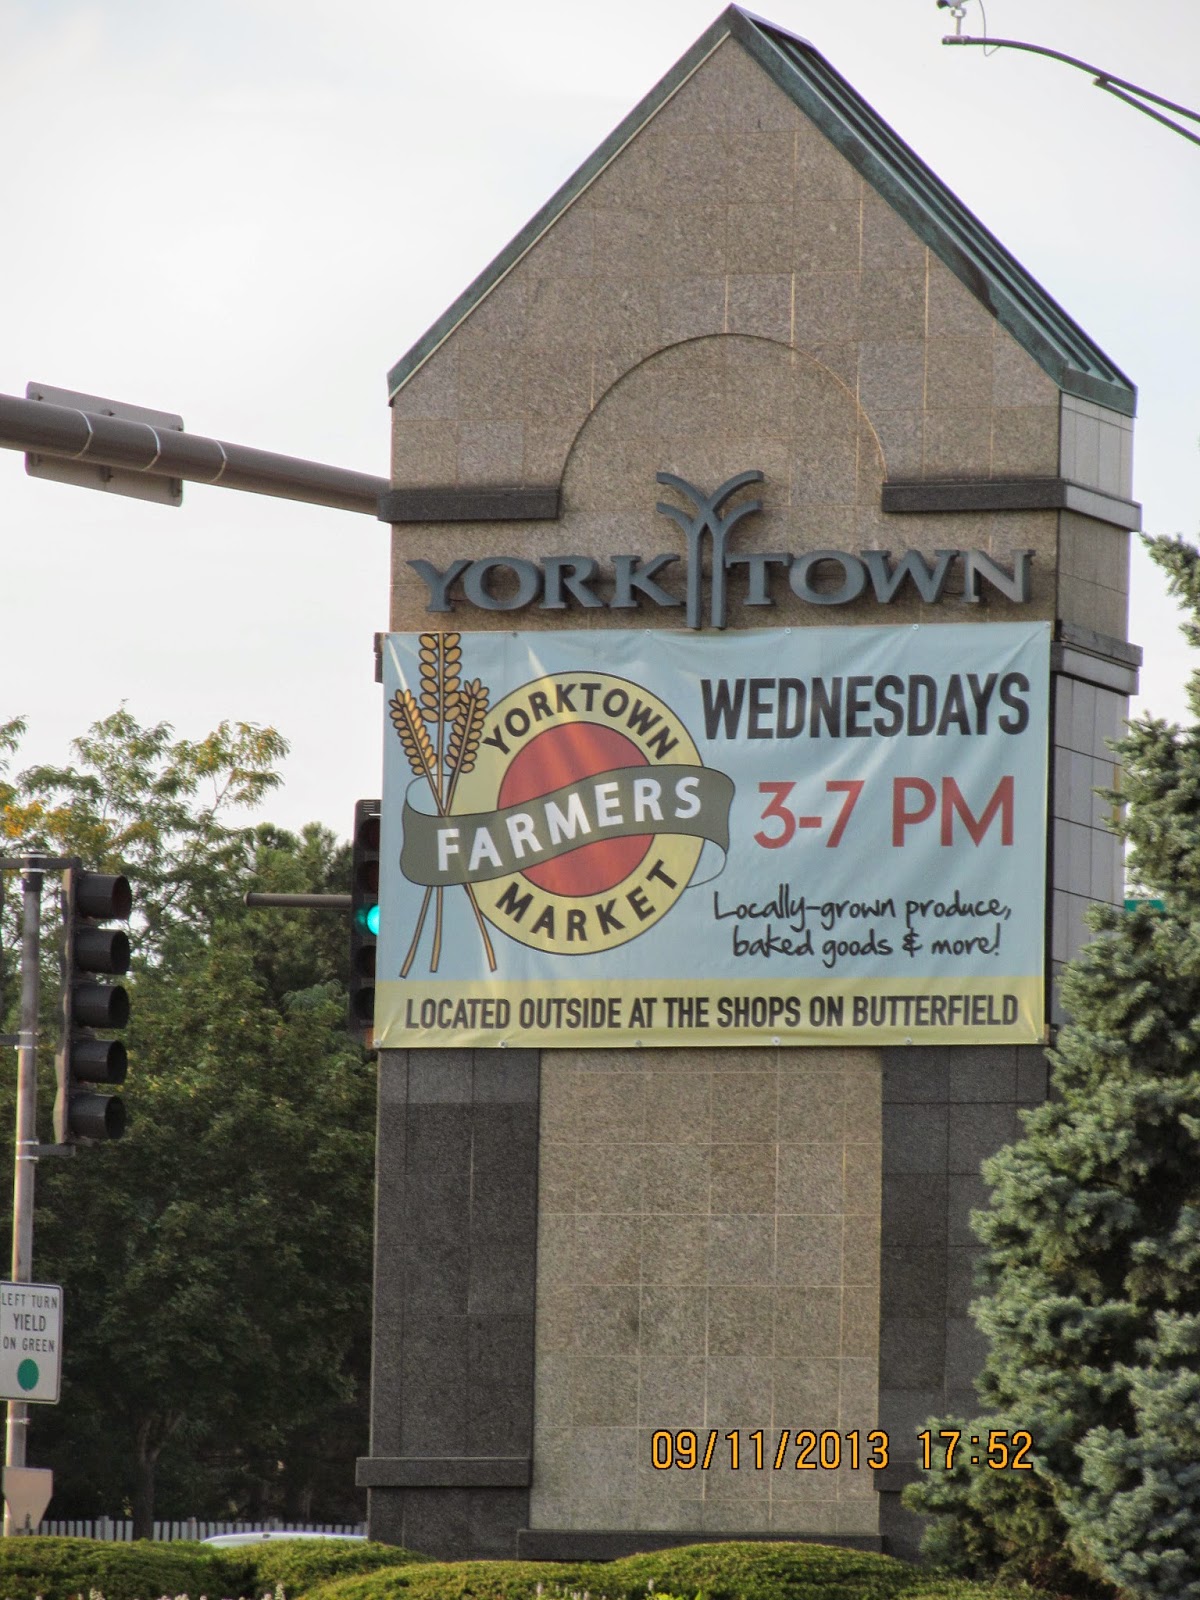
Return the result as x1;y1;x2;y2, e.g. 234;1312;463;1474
453;672;703;954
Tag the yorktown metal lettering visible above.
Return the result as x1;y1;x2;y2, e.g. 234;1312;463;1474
408;472;1034;630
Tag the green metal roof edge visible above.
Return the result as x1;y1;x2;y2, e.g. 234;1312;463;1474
386;11;738;399
730;9;1136;417
388;6;1136;419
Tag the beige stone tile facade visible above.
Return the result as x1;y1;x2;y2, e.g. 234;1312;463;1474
390;35;1130;646
1057;508;1130;638
529;1046;881;1534
378;18;1135;1555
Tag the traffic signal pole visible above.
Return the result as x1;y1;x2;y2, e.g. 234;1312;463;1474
5;860;44;1513
0;390;386;515
11;863;42;1284
0;854;126;1533
243;799;382;1040
244;893;351;911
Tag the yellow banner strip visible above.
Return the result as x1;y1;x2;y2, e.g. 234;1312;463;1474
376;974;1044;1050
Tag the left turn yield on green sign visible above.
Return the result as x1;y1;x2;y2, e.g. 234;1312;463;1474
0;1283;62;1403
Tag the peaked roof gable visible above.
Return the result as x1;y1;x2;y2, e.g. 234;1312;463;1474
388;6;1135;417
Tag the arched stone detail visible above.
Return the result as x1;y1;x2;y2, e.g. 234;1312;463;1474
559;333;886;555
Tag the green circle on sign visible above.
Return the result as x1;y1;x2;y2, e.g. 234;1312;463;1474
16;1359;39;1391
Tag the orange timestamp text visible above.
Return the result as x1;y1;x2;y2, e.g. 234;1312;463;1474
651;1429;889;1472
918;1428;1034;1470
650;1428;1036;1472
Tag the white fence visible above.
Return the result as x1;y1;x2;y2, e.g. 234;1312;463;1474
39;1518;367;1542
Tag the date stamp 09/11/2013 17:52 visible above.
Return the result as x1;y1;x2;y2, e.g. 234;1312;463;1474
650;1429;1035;1473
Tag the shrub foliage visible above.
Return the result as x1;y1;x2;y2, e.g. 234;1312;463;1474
904;533;1200;1598
311;1541;934;1600
0;1535;1059;1600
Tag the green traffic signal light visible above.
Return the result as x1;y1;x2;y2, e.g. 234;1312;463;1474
349;800;381;1036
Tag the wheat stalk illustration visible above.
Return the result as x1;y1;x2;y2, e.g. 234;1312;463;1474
395;635;496;976
421;635;460;968
446;677;489;808
391;687;438;791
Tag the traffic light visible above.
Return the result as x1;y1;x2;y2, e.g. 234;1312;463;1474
55;867;132;1144
349;799;381;1037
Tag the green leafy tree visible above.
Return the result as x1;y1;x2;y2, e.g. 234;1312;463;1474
0;712;374;1534
6;707;288;951
905;533;1200;1597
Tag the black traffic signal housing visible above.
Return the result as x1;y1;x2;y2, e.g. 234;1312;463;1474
55;867;132;1144
349;799;381;1038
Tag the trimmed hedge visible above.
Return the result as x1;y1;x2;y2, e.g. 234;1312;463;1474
0;1535;1060;1600
307;1541;921;1600
901;1589;1042;1599
0;1536;236;1600
0;1536;418;1600
597;1542;916;1600
245;1540;423;1596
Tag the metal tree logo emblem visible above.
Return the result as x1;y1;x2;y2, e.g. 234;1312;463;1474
391;634;733;970
655;469;764;630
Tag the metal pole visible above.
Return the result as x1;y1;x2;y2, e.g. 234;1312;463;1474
243;892;352;910
942;36;1200;147
0;392;388;516
4;861;42;1534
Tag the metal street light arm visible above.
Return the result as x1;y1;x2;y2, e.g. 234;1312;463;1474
944;36;1200;148
0;390;387;515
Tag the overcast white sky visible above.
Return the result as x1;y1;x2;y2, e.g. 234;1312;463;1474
1;0;1197;838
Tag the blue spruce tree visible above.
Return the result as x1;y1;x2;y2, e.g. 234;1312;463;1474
906;534;1200;1597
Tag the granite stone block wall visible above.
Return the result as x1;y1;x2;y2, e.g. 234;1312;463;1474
1049;641;1139;1012
875;1044;1050;1561
362;1051;541;1557
372;12;1142;1563
388;33;1066;642
528;1046;882;1540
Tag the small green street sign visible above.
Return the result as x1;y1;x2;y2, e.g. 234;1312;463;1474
1124;898;1166;913
0;1284;62;1405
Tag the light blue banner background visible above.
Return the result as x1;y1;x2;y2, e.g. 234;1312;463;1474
379;622;1050;988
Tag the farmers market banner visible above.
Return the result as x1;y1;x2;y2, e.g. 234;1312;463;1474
375;623;1049;1048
